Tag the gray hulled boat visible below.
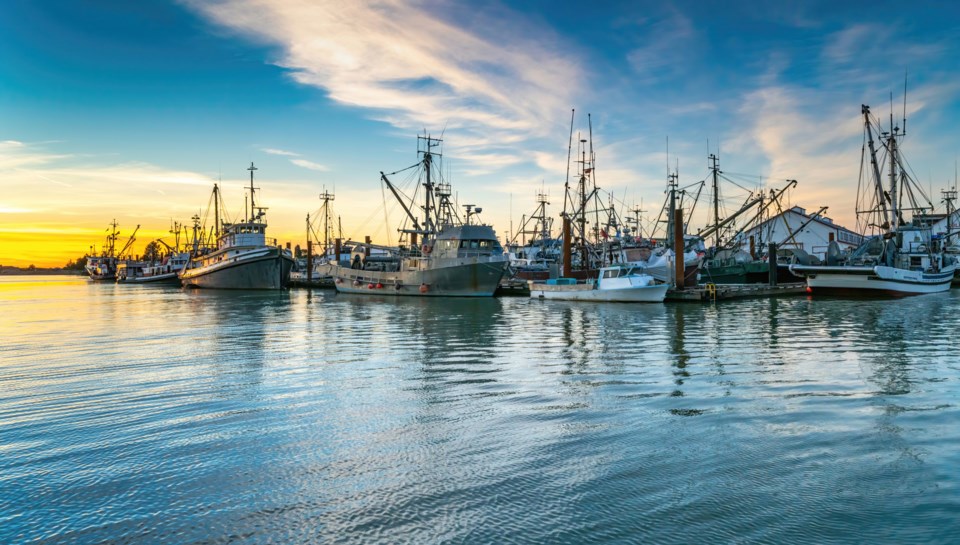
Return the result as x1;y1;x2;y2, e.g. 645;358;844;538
180;163;294;290
329;135;508;297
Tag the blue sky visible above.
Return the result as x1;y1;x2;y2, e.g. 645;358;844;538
2;0;960;265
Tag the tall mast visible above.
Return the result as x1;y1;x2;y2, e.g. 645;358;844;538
709;153;721;248
320;188;335;255
213;183;221;238
417;135;442;236
862;105;890;231
248;162;258;222
888;125;900;233
666;172;677;245
108;218;119;257
579;136;588;268
942;187;956;244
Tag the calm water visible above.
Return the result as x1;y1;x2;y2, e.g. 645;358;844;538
2;276;959;544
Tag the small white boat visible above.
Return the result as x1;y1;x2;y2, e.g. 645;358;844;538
528;265;668;302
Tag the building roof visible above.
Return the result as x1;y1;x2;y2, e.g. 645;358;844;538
743;205;860;238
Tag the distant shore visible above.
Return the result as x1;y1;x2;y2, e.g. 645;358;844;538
0;266;85;276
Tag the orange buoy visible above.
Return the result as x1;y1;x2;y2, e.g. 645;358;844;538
376;283;383;289
368;283;375;289
419;283;429;293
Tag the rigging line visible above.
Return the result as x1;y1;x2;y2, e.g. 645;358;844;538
383;163;421;178
721;171;768;180
717;173;760;193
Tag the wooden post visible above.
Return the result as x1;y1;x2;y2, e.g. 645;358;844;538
411;232;418;249
562;217;572;277
768;242;777;286
673;208;684;289
334;238;341;264
306;240;313;283
749;235;756;259
364;236;371;258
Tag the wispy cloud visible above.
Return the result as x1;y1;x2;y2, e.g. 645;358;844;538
184;0;583;167
261;147;300;156
623;10;696;83
819;23;948;86
290;158;329;171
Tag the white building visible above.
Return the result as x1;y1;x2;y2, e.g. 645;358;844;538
734;206;863;259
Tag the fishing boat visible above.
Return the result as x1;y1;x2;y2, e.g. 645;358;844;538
790;104;956;295
620;237;703;285
117;251;190;284
85;220;139;281
528;264;668;302
329;135;509;297
290;189;350;286
505;191;558;281
180;163;295;289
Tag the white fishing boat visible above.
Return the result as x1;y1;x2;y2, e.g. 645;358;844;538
329;134;509;297
790;104;956;295
180;163;294;290
528;264;668;302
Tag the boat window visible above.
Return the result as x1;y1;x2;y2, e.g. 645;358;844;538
603;269;620;279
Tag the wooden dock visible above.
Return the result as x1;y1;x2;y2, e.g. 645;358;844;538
288;278;336;290
666;282;808;302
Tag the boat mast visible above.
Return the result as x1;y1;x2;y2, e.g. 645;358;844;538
248;162;258;222
945;183;957;246
862;105;890;232
418;135;441;237
213;183;221;238
709;153;721;248
107;219;119;257
320;188;335;255
888;117;900;233
666;172;677;247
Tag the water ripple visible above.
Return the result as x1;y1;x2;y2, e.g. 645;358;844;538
2;279;960;544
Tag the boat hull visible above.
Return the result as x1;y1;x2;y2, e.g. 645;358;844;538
700;262;802;285
117;272;182;284
331;260;507;297
181;249;294;289
790;264;955;295
528;282;668;302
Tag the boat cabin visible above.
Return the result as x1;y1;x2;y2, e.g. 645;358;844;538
219;222;268;250
429;225;504;259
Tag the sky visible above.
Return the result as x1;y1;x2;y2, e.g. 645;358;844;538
3;0;960;267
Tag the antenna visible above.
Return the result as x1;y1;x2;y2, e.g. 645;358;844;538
665;136;670;179
902;69;908;136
